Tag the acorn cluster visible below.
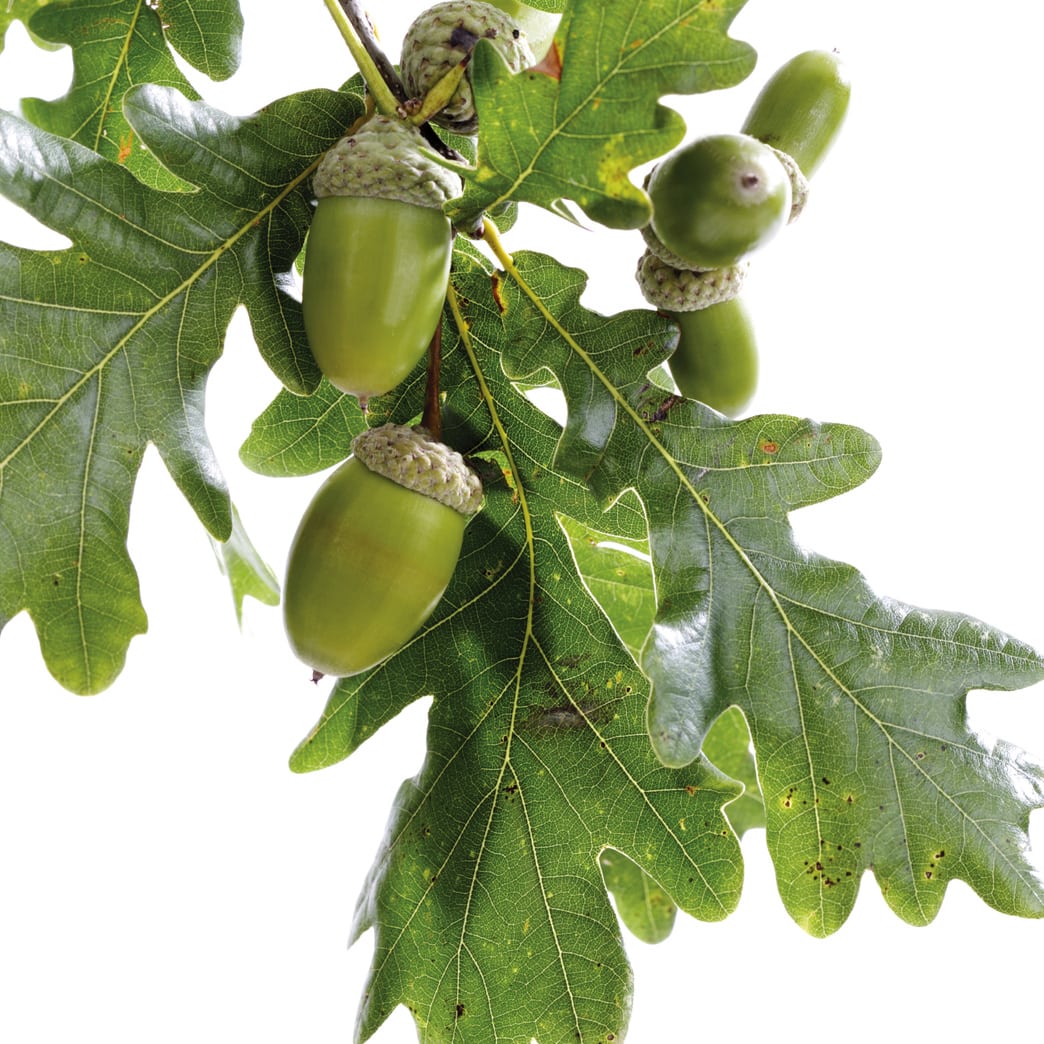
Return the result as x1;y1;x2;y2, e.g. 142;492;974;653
285;1;556;678
635;50;851;416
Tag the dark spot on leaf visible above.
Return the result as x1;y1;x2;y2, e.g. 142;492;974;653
821;777;831;785
490;272;506;313
924;871;933;879
685;785;697;796
915;751;926;760
455;1003;465;1018
760;440;779;454
649;394;682;423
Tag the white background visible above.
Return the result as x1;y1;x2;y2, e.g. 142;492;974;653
2;2;1043;1041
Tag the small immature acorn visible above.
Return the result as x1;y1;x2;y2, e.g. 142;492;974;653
634;251;757;417
647;133;792;270
666;298;759;417
400;0;535;135
741;49;851;180
302;116;459;404
283;424;483;678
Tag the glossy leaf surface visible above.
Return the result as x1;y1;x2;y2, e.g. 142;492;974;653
0;83;360;691
237;242;1044;1039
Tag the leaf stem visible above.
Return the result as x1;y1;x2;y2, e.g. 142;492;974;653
323;0;403;116
480;217;514;268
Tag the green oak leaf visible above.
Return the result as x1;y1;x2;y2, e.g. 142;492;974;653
0;0;55;52
599;848;677;945
284;248;743;1044
701;706;763;837
558;512;764;836
445;0;755;229
0;83;360;692
210;504;279;624
155;0;243;81
491;248;1044;936
22;0;242;189
557;514;654;660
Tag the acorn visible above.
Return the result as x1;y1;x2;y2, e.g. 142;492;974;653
634;251;756;418
283;424;484;678
301;116;459;404
400;0;535;135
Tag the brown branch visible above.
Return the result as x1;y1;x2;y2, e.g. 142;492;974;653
337;0;466;164
422;320;443;440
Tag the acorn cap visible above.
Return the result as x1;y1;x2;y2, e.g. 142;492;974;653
313;115;459;207
768;145;810;223
636;250;748;312
639;219;710;271
400;0;534;135
353;423;484;516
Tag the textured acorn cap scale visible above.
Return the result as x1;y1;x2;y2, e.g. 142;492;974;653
353;424;484;516
313;115;459;207
400;0;535;134
636;251;748;312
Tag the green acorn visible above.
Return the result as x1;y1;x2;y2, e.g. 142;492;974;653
665;299;759;417
302;116;459;404
741;49;851;180
400;0;535;134
283;424;483;678
647;133;792;270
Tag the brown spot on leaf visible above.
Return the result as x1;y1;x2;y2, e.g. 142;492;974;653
490;272;507;313
530;41;563;80
649;394;682;423
116;132;134;165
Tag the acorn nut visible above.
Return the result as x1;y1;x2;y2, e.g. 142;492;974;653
283;424;483;678
302;116;459;405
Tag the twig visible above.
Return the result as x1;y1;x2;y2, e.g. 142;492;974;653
330;0;466;163
323;0;400;116
422;321;444;440
337;0;410;106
